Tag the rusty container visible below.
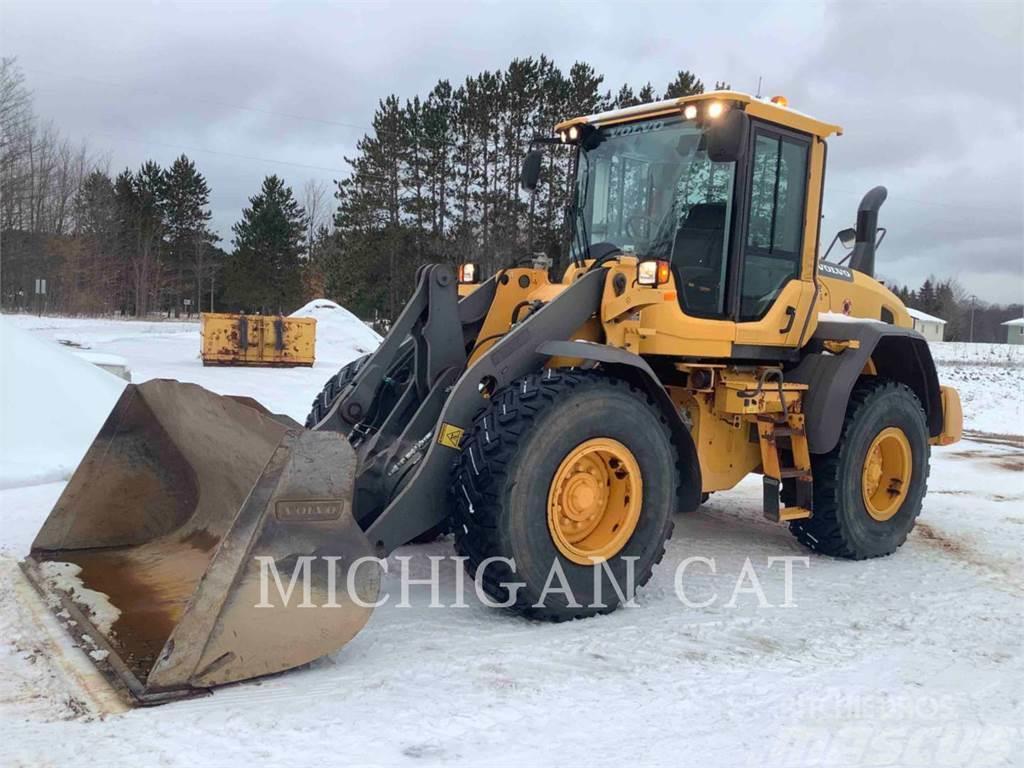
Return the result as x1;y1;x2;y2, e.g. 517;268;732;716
200;313;316;367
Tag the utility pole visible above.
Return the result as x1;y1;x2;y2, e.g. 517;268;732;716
969;294;978;343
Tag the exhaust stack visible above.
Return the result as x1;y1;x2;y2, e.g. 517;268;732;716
848;185;888;277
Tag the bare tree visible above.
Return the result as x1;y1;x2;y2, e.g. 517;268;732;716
1;58;108;312
0;57;34;229
302;178;330;259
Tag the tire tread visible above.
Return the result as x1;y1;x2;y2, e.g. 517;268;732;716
451;369;679;621
789;377;930;559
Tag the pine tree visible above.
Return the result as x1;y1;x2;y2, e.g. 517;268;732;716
224;175;306;313
636;83;657;102
163;155;218;315
614;84;637;109
335;95;410;318
329;58;727;322
72;170;121;311
564;62;607;117
917;278;937;315
113;161;165;316
423;80;455;239
934;279;964;340
664;70;705;99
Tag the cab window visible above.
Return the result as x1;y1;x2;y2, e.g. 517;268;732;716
574;114;736;318
740;130;809;321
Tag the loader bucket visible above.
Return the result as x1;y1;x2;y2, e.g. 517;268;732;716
22;380;380;705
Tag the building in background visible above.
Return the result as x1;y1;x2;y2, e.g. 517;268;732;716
1001;318;1024;345
907;308;946;342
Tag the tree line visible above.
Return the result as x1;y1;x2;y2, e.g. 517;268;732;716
319;57;723;319
0;57;316;316
3;55;1019;341
1;58;225;315
890;277;1022;343
2;55;716;318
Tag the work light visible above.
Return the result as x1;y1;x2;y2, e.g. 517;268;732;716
458;263;480;284
637;260;671;286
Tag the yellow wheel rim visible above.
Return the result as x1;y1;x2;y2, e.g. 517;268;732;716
547;438;642;565
861;427;912;521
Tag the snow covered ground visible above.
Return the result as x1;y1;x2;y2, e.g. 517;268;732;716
930;342;1024;436
0;313;1021;767
3;302;379;440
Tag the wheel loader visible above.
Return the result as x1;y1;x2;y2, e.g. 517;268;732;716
22;90;963;705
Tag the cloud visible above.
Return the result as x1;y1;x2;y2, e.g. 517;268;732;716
3;0;1021;302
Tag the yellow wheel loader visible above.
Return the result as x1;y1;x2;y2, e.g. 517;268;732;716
22;91;963;704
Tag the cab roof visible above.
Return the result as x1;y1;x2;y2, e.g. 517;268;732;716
554;90;843;139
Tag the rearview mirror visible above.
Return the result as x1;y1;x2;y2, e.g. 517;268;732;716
705;109;749;163
838;227;857;249
520;150;543;192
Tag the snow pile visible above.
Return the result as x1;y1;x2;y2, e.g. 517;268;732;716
0;318;126;490
290;299;381;364
70;351;131;380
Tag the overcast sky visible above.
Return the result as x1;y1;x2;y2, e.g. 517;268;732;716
3;0;1021;303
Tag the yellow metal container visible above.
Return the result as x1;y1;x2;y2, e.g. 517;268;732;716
200;313;316;367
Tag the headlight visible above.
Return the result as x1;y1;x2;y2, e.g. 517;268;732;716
637;260;671;286
683;104;698;120
568;125;579;141
706;101;725;119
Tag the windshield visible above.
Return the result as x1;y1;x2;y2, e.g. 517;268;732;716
572;113;737;315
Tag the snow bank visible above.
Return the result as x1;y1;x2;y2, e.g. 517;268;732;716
930;341;1024;366
290;299;381;363
0;318;126;490
936;362;1024;436
926;342;1023;436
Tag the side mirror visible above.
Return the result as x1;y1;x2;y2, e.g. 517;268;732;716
705;110;749;163
520;150;543;192
838;227;857;249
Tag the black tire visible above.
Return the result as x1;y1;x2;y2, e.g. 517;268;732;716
789;378;930;559
452;369;679;621
304;353;371;428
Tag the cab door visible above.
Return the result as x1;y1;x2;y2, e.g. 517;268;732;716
732;123;821;350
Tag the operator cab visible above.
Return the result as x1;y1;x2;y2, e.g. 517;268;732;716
537;92;841;331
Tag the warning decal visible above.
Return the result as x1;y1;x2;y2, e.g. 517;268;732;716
438;423;465;450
